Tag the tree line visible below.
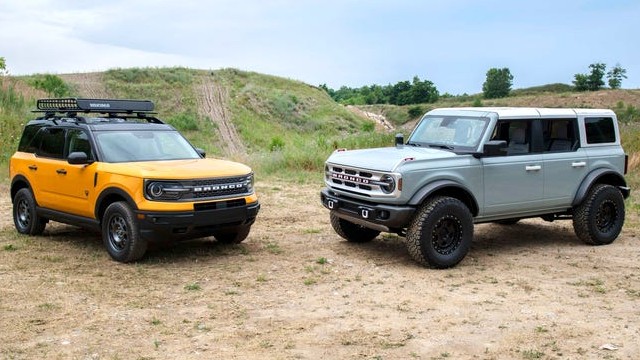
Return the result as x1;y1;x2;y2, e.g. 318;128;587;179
321;62;629;106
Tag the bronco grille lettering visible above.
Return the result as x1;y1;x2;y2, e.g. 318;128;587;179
331;173;370;184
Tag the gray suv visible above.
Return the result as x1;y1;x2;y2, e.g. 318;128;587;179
320;107;630;268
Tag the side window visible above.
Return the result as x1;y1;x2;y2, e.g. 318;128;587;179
66;129;93;159
542;119;578;152
35;127;65;159
585;117;616;144
17;124;45;153
491;120;532;155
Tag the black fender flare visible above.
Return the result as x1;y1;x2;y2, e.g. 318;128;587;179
408;180;479;216
95;187;138;221
572;169;628;207
10;175;34;204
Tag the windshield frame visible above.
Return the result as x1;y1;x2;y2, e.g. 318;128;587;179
93;129;201;163
406;115;490;152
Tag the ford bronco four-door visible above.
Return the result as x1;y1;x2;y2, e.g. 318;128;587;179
321;107;630;268
10;98;259;262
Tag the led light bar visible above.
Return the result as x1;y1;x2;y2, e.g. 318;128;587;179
37;98;155;113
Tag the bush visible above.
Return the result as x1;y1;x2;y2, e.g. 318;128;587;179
31;74;70;97
167;112;199;131
407;106;424;118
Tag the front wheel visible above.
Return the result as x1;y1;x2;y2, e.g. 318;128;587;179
102;202;147;262
573;184;625;245
330;213;380;243
406;196;473;269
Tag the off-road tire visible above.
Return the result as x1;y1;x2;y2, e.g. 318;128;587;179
102;202;147;262
406;196;473;269
12;188;47;235
214;225;251;244
330;213;380;243
573;184;625;245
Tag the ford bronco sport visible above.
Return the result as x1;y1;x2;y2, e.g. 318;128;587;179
10;98;259;262
321;107;630;268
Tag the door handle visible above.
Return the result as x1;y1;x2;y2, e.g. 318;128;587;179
571;161;587;168
525;165;541;171
28;165;38;171
56;169;67;175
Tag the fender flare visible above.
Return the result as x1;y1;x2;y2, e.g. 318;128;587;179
95;187;138;221
572;169;628;207
10;175;34;204
408;179;479;216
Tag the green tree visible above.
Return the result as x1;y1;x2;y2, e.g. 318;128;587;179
573;73;589;91
482;67;513;99
586;63;606;91
607;64;627;89
32;74;71;97
574;63;607;91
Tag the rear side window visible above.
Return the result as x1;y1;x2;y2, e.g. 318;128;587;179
585;117;616;144
17;124;45;153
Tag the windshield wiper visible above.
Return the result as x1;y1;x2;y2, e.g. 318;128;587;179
406;142;421;147
428;144;455;150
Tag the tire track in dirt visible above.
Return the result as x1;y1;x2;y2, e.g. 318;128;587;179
195;78;246;157
346;105;395;132
60;73;110;99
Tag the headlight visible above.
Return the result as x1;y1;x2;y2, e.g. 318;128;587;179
379;175;396;194
244;173;255;194
145;181;188;200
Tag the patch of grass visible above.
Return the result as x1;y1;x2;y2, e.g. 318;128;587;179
316;257;328;264
151;318;162;326
303;278;317;286
520;349;544;359
184;283;202;291
256;274;267;282
3;244;17;251
265;242;283;254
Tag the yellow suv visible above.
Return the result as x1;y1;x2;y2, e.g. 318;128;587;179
10;98;260;262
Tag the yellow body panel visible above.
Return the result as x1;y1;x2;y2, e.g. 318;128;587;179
10;152;258;219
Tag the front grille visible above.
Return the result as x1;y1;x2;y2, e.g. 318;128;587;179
192;176;249;198
325;164;399;198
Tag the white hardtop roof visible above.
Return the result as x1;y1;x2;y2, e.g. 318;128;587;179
427;107;615;119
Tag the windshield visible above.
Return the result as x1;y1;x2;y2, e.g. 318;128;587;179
95;130;200;162
408;115;489;150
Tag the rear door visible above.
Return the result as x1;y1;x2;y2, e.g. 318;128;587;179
482;119;544;215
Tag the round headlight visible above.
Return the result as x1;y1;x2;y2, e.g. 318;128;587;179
148;183;164;198
380;175;396;194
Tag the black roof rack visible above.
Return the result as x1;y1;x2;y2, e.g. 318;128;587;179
37;98;155;113
34;98;164;124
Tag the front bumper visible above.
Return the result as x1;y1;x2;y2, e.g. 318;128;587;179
137;201;260;241
320;188;415;232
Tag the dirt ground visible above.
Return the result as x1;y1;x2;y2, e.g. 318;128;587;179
1;179;639;360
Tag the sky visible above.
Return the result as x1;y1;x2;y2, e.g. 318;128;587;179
1;0;638;94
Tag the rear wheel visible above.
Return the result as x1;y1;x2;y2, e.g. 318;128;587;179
214;225;251;244
102;202;147;262
406;196;473;269
573;184;625;245
330;213;380;243
13;188;47;235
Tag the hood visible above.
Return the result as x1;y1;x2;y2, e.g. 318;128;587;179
100;158;252;179
326;146;456;172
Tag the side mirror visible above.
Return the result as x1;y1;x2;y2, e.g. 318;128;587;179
482;140;508;157
67;151;93;165
395;133;404;148
196;148;206;158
